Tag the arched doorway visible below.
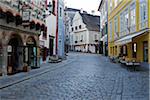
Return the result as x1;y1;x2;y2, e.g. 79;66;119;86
7;34;23;74
26;36;37;68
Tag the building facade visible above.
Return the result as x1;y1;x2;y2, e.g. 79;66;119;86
72;12;100;53
108;0;150;68
0;0;46;76
57;0;65;58
39;0;57;64
98;0;108;56
64;8;81;52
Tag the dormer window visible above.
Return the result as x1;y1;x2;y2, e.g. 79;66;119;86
75;26;78;30
79;25;82;29
72;27;74;31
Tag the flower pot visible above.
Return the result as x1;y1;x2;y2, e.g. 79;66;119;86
23;65;30;72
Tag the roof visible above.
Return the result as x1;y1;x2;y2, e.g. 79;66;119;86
65;7;87;13
64;8;80;12
80;13;100;31
98;0;103;11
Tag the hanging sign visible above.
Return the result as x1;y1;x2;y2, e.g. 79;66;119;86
22;5;30;26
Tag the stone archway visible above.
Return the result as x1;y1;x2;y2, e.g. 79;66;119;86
26;36;38;68
7;34;23;74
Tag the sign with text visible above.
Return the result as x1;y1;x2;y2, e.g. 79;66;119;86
22;6;30;26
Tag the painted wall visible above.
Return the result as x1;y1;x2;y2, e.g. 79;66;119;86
108;0;150;66
46;15;57;55
57;0;65;58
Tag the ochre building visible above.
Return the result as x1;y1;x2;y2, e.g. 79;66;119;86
108;0;150;68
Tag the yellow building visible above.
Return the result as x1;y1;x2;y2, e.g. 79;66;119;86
108;0;150;68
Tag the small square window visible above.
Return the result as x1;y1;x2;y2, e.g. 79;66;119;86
75;26;78;30
72;27;74;31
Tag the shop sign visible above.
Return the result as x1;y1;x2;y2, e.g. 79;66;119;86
7;45;12;52
22;6;30;26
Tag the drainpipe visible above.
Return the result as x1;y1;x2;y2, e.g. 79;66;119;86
55;0;59;55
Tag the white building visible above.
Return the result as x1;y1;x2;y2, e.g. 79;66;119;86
39;0;57;63
64;8;81;52
71;12;100;53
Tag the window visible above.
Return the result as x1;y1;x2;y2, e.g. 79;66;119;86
43;27;47;39
130;3;136;26
124;9;129;28
139;0;148;28
79;25;82;29
114;17;118;39
114;0;118;7
130;2;136;32
120;12;124;36
60;7;62;17
75;26;78;30
76;36;78;41
109;21;112;41
72;27;74;32
140;0;147;21
52;0;55;14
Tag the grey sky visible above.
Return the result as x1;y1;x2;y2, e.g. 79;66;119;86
64;0;100;15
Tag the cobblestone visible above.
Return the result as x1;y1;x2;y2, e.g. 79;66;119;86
0;53;149;100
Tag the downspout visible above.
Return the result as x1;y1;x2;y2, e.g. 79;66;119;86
55;0;59;55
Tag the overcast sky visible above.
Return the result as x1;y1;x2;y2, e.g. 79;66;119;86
64;0;100;15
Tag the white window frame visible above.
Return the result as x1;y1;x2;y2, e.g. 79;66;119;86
124;8;129;35
120;12;124;37
139;0;148;29
130;2;136;33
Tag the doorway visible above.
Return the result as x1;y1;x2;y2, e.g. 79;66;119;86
143;41;148;62
49;36;54;56
7;34;23;74
26;37;37;68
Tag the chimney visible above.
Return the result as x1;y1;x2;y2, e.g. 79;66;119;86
91;10;95;15
80;8;83;13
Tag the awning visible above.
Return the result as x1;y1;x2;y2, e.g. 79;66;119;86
115;28;149;45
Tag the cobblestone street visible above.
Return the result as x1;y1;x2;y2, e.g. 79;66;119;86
0;53;149;100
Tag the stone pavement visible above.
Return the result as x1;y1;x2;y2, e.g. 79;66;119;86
0;53;77;89
0;52;149;100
